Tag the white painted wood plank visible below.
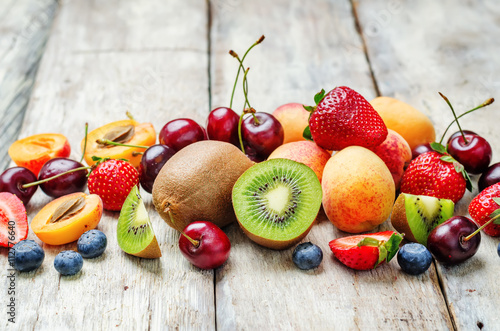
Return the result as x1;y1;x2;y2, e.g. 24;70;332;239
355;0;500;329
1;0;213;330
210;0;453;329
0;0;58;171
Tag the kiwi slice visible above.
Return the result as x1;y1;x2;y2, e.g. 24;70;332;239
117;186;161;258
232;158;322;250
391;193;454;246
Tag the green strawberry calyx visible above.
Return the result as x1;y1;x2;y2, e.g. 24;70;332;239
302;89;328;141
430;142;473;192
357;232;404;268
489;198;500;225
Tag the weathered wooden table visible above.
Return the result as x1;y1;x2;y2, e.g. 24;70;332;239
1;0;499;330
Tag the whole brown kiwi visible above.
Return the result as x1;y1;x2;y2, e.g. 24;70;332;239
152;140;254;230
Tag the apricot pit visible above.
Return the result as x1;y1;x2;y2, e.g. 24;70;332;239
31;192;103;245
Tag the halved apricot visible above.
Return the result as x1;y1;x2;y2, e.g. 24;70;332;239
8;133;71;175
31;192;103;245
81;120;156;168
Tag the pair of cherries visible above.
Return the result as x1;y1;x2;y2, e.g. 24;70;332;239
159;108;283;163
0;158;88;205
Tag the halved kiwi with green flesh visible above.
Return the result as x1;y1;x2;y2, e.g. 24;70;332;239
117;186;161;258
232;158;322;250
391;193;454;246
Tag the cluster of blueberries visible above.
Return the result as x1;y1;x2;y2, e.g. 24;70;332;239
8;230;107;276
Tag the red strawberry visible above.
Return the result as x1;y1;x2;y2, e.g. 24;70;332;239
308;86;387;151
400;151;469;203
0;192;28;248
468;182;500;237
329;231;403;270
88;159;139;211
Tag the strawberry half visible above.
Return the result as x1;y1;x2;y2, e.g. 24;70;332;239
468;182;500;237
88;159;139;211
400;148;470;203
0;192;28;248
329;231;403;270
307;86;387;151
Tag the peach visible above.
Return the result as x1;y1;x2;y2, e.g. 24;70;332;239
370;96;436;150
322;146;395;233
369;129;412;189
272;103;310;144
8;133;71;175
31;192;103;245
82;119;156;168
268;141;330;182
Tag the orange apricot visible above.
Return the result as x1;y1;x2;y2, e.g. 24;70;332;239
370;96;436;150
31;193;103;245
8;133;71;175
268;141;331;182
81;120;156;168
272;103;310;144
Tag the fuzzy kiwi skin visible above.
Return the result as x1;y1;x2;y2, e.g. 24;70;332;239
239;221;316;250
152;140;254;230
133;236;161;259
391;193;415;242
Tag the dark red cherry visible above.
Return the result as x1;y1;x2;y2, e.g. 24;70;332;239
447;133;492;174
478;162;500;192
139;144;176;193
411;143;433;160
427;216;481;264
241;112;284;159
159;118;206;152
38;158;88;198
446;130;477;145
179;221;231;270
0;167;37;205
206;107;240;146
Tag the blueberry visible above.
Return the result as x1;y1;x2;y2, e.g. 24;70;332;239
54;251;83;276
497;243;500;258
292;242;323;270
8;240;44;272
397;243;433;275
77;230;107;259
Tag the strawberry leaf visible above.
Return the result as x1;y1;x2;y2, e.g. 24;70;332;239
357;237;380;247
303;126;313;141
453;161;464;173
440;155;455;163
488;208;500;224
303;105;315;113
492;197;500;205
375;245;388;268
461;168;473;192
384;232;404;262
314;89;326;105
431;142;447;154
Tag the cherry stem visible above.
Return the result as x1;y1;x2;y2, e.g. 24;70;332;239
167;210;199;247
126;111;135;121
228;35;265;109
438;92;468;145
438;94;494;145
132;151;144;157
22;166;91;189
96;139;149;149
241;67;254;116
238;112;245;153
463;214;500;241
80;122;89;163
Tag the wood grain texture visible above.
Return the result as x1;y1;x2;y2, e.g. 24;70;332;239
355;0;500;330
210;0;453;329
0;0;58;171
1;0;213;330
